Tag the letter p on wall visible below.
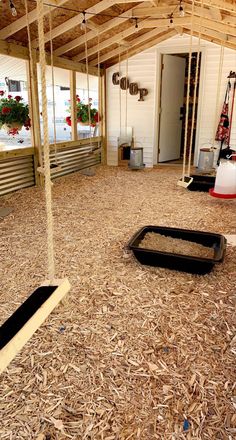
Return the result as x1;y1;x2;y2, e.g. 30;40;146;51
138;88;148;101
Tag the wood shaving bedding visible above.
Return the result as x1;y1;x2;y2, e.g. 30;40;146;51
0;165;235;440
139;233;215;259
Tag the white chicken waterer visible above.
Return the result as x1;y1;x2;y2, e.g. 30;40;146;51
209;161;236;199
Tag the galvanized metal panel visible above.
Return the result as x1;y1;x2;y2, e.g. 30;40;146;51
0;140;101;196
49;142;101;180
0;155;35;196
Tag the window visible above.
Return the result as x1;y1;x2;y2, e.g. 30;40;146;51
37;65;71;143
0;55;32;149
76;72;99;139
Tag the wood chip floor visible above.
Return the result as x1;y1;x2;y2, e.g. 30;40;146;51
0;165;235;440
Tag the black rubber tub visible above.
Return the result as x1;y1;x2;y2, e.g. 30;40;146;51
188;175;215;192
127;226;226;274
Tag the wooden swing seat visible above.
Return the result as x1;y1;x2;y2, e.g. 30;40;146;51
0;278;70;374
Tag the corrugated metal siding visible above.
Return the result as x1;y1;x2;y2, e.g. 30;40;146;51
106;34;236;167
49;142;101;179
0;155;35;196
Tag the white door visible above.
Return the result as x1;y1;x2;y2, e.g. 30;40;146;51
158;54;186;162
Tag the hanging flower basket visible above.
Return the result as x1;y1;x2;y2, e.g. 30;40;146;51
0;91;31;135
2;122;23;135
65;95;100;128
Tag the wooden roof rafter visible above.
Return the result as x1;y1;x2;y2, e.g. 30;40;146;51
0;0;235;72
53;1;149;57
0;0;68;40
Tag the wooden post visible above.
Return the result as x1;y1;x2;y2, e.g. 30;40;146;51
27;53;43;186
100;69;107;164
70;70;77;141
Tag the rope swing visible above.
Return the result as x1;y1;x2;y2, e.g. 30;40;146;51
178;0;204;188
37;0;55;282
0;0;70;375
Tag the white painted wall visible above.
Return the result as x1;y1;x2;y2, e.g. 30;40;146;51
106;34;236;167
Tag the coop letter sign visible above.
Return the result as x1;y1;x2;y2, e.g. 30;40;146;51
112;72;148;101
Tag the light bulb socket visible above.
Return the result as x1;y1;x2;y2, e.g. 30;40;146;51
179;5;185;17
9;1;17;16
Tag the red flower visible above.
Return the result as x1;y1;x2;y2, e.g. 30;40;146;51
0;90;4;96
8;95;12;99
15;96;22;102
8;127;19;136
24;118;31;128
2;106;11;114
76;97;81;102
94;112;99;123
77;116;82;122
66;116;71;126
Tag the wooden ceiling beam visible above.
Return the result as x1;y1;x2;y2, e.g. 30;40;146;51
132;3;235;24
31;0;117;47
105;29;177;67
143;17;236;37
90;27;171;66
184;28;236;51
194;16;236;37
185;23;236;47
141;0;236;14
73;20;148;62
143;17;192;27
194;0;236;14
54;1;149;56
0;0;68;40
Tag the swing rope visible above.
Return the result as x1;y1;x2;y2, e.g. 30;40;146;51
211;45;224;147
37;0;55;283
119;45;122;139
24;0;42;166
181;0;194;182
49;8;58;164
125;48;128;137
83;21;92;148
187;0;204;176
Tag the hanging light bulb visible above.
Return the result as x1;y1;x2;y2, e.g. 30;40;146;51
134;18;139;32
9;0;17;16
179;1;185;17
169;13;174;25
80;11;86;31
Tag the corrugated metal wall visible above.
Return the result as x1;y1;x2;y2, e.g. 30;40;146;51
49;142;101;179
0;140;102;196
0;154;35;196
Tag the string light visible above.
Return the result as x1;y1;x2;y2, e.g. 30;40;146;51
179;0;185;17
134;17;138;32
169;13;174;25
9;0;17;16
80;11;86;31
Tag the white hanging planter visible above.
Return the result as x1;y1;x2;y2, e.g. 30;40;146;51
2;122;23;133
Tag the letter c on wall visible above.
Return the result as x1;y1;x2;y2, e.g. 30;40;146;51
112;72;120;85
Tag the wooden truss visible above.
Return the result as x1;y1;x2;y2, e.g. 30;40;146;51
0;0;235;67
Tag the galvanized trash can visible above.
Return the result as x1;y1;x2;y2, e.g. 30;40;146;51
129;148;145;170
198;148;214;171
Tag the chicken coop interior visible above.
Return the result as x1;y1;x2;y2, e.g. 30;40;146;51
0;0;236;438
